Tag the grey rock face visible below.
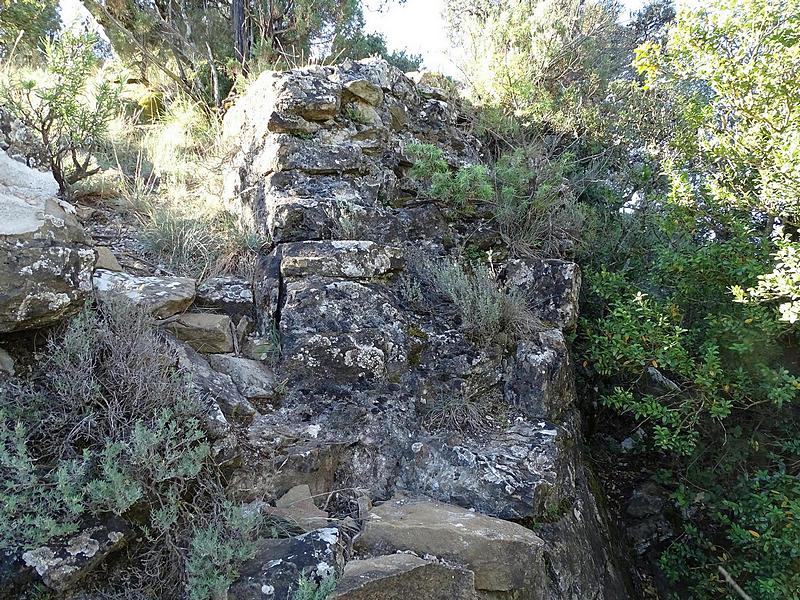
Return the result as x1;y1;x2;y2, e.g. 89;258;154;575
504;259;581;330
0;151;94;332
218;58;629;600
195;276;255;321
228;527;345;599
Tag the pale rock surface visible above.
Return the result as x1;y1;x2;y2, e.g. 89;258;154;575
329;554;476;600
92;269;195;318
356;496;545;595
0;150;94;331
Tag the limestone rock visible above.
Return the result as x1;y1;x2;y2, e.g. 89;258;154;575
205;354;276;406
399;419;567;521
343;78;384;106
0;151;94;332
21;517;129;593
356;496;545;594
94;246;122;272
164;312;235;353
228;527;345;599
505;259;581;330
195;276;255;321
280;240;403;279
92;269;195;318
330;554;476;600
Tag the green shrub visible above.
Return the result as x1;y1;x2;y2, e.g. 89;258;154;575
186;503;266;600
292;575;337;600
430;259;540;344
406;142;493;216
0;32;118;193
0;298;263;598
494;148;582;258
0;411;87;551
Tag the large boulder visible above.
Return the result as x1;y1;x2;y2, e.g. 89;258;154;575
0;151;94;332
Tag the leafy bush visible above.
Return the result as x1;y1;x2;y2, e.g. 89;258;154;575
0;32;118;192
405;142;493;216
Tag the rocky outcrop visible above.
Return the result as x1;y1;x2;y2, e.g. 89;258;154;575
0;151;94;332
221;58;630;599
0;58;629;599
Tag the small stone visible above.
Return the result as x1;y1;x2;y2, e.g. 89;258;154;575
94;247;122;272
0;348;14;375
265;484;330;532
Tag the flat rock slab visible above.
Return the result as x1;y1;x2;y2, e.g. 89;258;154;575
356;496;545;594
280;240;403;279
330;554;476;600
228;527;344;599
93;270;195;318
164;312;235;353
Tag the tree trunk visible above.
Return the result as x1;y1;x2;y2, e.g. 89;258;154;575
233;0;250;70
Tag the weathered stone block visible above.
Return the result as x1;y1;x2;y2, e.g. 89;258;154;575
93;270;195;319
356;496;545;594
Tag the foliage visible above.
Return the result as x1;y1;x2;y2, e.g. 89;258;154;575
186;503;266;600
292;575;337;600
0;32;119;192
635;0;800;323
0;0;60;58
332;31;423;71
446;0;628;137
0;299;264;598
406;141;581;256
430;258;540;344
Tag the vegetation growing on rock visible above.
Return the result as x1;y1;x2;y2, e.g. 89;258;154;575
0;0;798;598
